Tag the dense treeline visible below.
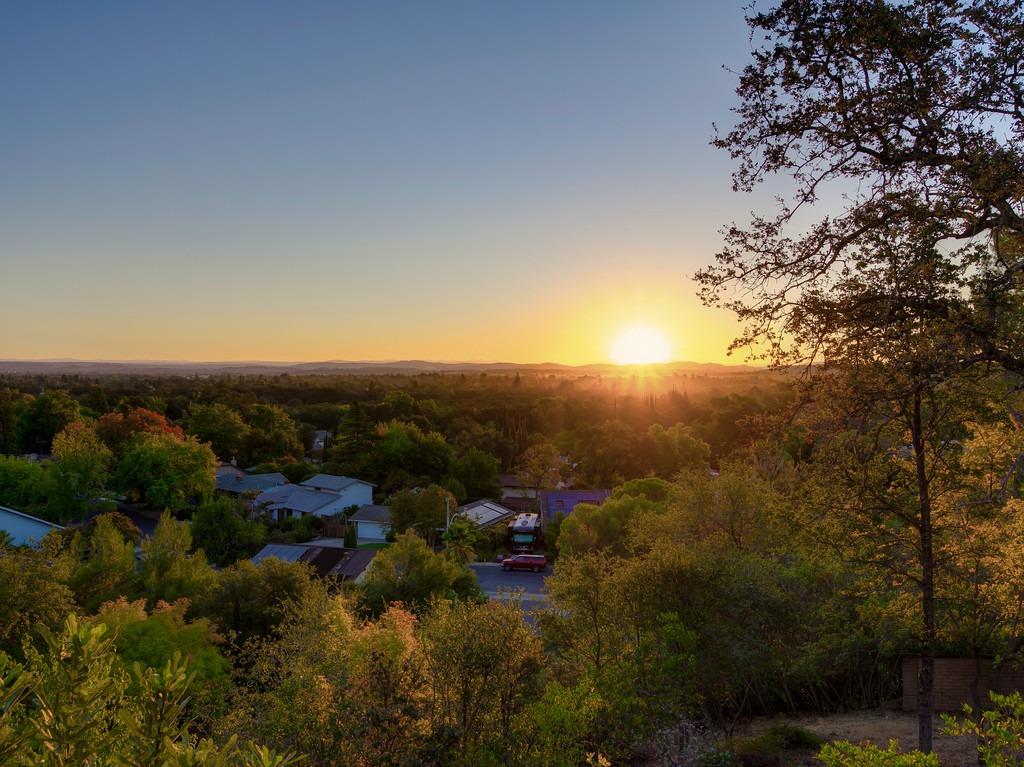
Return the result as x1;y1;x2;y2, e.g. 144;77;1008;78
0;371;791;518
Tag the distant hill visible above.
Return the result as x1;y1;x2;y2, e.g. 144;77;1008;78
0;358;762;377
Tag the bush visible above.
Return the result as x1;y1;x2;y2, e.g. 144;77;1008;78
761;723;823;751
728;723;823;767
817;741;940;767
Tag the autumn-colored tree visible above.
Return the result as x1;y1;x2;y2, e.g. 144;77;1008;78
96;406;184;452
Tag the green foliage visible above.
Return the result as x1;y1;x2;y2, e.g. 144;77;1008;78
730;723;823;762
372;419;454;492
442;516;478;564
817;741;939;767
69;513;139;611
184;403;249;460
558;493;664;556
388;484;456;547
520;681;606;767
0;455;53;519
449;446;502;500
643;423;710;478
113;433;217;511
239;404;303;467
190;496;267;566
942;691;1024;767
0;534;75;656
359;532;480;616
93;597;231;726
16;389;80;454
50;420;112;521
419;598;544;764
196;557;325;643
140;513;217;606
0;614;302;766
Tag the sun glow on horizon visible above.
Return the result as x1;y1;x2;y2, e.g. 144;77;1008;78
609;325;673;365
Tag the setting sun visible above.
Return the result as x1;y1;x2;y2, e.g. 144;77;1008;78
609;325;673;365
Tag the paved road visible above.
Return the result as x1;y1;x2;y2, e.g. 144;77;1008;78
469;562;549;608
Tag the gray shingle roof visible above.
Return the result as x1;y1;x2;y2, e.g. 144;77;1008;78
349;504;391;524
259;486;342;514
216;472;288;495
301;474;373;492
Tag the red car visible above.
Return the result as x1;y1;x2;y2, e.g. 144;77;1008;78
501;554;548;572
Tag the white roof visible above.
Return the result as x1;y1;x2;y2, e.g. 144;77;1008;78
458;500;516;529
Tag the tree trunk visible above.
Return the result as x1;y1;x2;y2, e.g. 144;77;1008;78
912;390;935;753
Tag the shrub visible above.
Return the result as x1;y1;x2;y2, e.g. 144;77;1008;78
817;741;940;767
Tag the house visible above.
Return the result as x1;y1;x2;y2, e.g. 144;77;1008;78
458;499;517;529
255;485;352;521
252;473;374;521
300;474;374;507
497;474;538;500
215;471;289;496
0;506;64;547
540;489;611;521
216;464;245;481
349;504;391;542
251;539;376;582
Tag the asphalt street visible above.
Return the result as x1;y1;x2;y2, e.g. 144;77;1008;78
469;562;549;609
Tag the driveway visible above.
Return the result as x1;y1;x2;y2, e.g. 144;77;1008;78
469;562;549;609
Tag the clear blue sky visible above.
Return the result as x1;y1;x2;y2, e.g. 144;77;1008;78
0;1;764;364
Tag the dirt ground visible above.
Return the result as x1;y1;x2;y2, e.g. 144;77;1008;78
737;710;978;766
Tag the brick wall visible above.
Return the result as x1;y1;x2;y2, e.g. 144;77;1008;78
902;656;1024;712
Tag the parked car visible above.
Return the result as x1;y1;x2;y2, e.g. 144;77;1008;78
501;554;547;572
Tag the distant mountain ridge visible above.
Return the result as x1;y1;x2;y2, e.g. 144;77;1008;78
0;358;761;376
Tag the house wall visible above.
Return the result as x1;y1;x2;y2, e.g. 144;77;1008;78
337;484;373;508
902;656;1024;712
306;486;372;517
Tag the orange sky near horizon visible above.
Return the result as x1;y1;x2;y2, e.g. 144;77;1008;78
0;272;744;366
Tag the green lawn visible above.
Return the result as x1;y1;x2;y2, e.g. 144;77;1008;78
357;542;390;550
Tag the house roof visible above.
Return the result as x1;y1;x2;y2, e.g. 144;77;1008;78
0;506;64;545
252;542;376;580
252;543;315;565
258;485;343;514
216;472;289;495
497;473;526;488
326;548;376;580
458;499;516;529
301;473;373;493
350;504;391;524
540;489;611;517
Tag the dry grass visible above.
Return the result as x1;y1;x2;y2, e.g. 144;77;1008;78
737;710;978;766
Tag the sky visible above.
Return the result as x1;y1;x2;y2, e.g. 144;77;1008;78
0;1;769;365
